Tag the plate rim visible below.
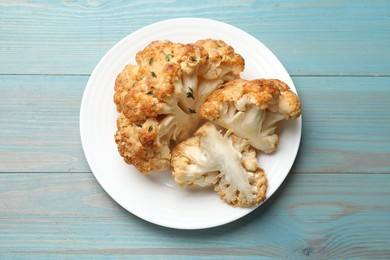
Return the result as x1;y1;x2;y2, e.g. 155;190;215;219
80;17;302;230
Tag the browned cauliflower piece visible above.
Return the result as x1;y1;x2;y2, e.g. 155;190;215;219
115;113;170;173
195;39;245;81
114;39;244;173
200;79;301;154
171;123;267;207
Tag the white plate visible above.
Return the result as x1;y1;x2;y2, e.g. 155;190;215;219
80;18;301;229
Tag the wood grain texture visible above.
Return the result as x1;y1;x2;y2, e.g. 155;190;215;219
291;76;390;173
1;1;390;259
0;172;389;259
0;75;90;172
1;75;389;173
0;0;389;76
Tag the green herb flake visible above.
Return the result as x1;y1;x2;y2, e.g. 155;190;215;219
146;90;154;95
151;71;157;78
186;87;195;99
189;56;197;62
148;126;153;132
148;57;154;65
188;108;196;114
136;123;143;127
163;52;173;62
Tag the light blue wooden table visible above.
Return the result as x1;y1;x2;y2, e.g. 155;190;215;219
1;1;390;259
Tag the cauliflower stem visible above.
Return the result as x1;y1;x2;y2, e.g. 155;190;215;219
113;39;302;208
200;79;301;153
114;39;244;173
171;123;267;207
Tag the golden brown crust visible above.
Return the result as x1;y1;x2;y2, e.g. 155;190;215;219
114;64;139;112
200;78;301;120
115;40;209;122
114;114;170;173
214;167;267;207
195;39;245;80
195;39;245;75
113;39;245;173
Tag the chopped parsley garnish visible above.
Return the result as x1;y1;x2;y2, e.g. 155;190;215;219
148;57;154;65
163;52;173;62
151;72;157;77
186;87;195;99
189;56;197;62
148;126;153;132
146;90;154;95
135;123;143;127
188;108;196;114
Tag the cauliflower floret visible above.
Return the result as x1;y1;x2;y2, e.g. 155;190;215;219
195;39;245;81
171;123;267;207
114;39;244;173
115;113;171;172
200;79;301;153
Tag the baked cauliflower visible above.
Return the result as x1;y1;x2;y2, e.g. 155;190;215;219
171;123;267;207
114;39;244;173
200;79;301;154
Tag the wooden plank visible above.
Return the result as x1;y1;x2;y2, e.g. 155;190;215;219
0;75;389;173
291;76;390;173
0;172;389;258
0;75;90;172
0;0;389;76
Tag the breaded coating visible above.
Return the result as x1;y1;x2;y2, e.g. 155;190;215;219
195;39;245;80
115;113;170;173
200;79;301;153
114;39;245;173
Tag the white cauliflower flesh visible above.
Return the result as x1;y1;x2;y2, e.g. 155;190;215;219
200;79;301;153
171;123;267;207
114;39;244;173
